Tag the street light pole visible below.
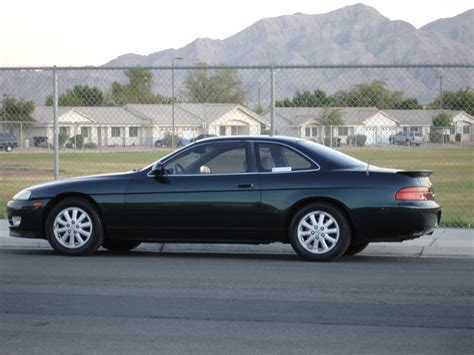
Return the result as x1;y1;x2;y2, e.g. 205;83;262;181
171;56;183;149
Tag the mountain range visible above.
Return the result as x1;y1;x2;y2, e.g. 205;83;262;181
107;3;473;67
1;3;473;105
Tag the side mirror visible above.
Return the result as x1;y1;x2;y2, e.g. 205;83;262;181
151;162;165;176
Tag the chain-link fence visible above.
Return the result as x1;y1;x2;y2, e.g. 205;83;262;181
0;64;473;227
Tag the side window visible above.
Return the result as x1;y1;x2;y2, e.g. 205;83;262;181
164;142;249;175
257;143;313;172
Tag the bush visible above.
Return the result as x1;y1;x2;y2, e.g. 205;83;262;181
58;133;69;147
68;134;84;149
429;131;450;143
455;133;462;142
83;142;98;149
429;130;443;143
347;134;367;147
37;141;50;149
323;137;341;147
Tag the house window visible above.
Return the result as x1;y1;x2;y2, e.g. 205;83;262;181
111;127;121;137
450;126;456;134
219;126;226;136
81;127;89;138
463;126;471;134
338;127;348;136
129;127;138;137
59;127;68;136
305;126;317;137
231;126;238;135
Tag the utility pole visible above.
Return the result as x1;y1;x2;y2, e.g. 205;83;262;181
439;75;444;110
171;56;183;149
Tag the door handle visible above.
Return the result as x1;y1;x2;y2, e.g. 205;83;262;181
238;183;254;188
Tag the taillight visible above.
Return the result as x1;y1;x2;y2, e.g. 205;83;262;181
395;187;434;201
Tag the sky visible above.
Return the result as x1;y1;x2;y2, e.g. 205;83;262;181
0;0;472;67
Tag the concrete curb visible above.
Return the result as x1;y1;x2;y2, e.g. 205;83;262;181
1;220;472;258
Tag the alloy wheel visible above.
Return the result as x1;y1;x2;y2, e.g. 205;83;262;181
297;211;340;254
53;207;93;249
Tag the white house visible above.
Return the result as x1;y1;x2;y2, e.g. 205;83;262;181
26;106;151;147
264;107;473;144
22;103;266;148
125;103;267;140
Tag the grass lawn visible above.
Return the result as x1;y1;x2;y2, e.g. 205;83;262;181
1;147;472;227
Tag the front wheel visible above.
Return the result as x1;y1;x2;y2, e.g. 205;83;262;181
289;203;351;261
45;198;104;256
102;240;141;252
4;145;13;152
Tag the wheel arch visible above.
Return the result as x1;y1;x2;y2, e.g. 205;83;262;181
286;197;356;241
42;192;106;237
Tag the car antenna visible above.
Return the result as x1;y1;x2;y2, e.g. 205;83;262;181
366;159;370;176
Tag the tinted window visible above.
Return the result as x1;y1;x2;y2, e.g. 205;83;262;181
299;140;366;168
257;143;312;172
164;142;249;175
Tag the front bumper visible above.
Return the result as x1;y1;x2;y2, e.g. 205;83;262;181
6;199;50;239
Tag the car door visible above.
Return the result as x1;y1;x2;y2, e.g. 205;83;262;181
124;140;261;241
256;142;320;233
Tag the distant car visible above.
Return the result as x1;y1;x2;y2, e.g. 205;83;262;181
389;131;426;146
0;132;18;152
7;135;440;261
190;134;216;143
154;137;190;148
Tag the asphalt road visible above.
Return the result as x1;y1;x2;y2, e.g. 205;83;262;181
0;248;472;354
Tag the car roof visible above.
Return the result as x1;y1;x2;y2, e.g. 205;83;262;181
195;135;304;144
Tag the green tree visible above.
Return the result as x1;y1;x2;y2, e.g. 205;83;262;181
276;81;421;109
0;96;34;123
111;68;172;105
432;112;453;127
317;107;344;126
430;88;474;115
276;89;332;107
45;85;105;106
184;63;245;104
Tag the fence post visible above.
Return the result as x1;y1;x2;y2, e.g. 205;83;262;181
52;67;59;180
270;67;275;136
20;122;23;149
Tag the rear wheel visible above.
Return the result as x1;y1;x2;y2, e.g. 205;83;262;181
4;145;13;152
344;241;369;256
45;198;104;256
289;202;351;261
102;240;141;252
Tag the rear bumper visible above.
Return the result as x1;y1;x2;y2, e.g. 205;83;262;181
355;202;441;242
6;199;50;239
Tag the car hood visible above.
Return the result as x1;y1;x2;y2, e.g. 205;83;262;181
23;171;137;199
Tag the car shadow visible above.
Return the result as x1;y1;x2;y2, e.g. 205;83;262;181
0;247;423;263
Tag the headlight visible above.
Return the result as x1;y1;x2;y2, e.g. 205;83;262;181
13;190;32;201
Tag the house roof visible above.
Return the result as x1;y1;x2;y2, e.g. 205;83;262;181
264;107;380;126
31;106;146;125
125;103;266;126
264;107;473;126
383;110;472;125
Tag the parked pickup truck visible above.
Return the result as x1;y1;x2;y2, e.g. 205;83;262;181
389;131;426;146
0;132;18;152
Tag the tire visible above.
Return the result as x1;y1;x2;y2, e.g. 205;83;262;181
102;240;141;252
344;241;369;256
45;198;104;256
5;145;13;152
289;202;351;261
